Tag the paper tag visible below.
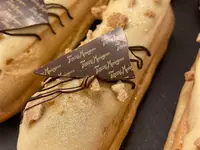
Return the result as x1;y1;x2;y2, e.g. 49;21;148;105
0;0;49;31
35;28;134;81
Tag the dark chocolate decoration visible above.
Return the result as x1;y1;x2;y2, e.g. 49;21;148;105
35;28;134;81
0;0;49;39
129;46;151;69
0;1;73;40
48;13;64;27
24;28;151;111
46;3;73;20
0;0;49;31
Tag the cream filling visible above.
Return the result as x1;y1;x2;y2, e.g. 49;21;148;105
0;0;76;69
182;55;200;150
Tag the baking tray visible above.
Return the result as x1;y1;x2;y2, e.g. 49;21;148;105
0;0;200;150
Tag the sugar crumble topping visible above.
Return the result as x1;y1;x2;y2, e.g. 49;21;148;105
91;5;107;19
23;100;44;126
88;78;101;96
111;81;128;102
194;138;200;148
185;70;195;81
107;13;128;29
144;10;156;19
128;0;136;8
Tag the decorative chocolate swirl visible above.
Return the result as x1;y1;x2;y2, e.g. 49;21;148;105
1;3;73;40
24;76;95;111
24;46;151;111
1;30;42;40
2;23;56;41
129;46;151;69
48;13;64;27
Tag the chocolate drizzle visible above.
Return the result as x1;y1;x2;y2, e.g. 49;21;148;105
2;23;56;41
24;29;151;112
129;46;151;69
46;3;73;20
48;13;64;27
0;2;73;40
24;45;151;111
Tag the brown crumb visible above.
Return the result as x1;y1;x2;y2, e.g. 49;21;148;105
128;0;136;8
194;138;200;148
103;26;113;34
91;5;107;19
65;48;72;54
184;70;195;81
80;30;93;46
111;82;128;102
153;0;161;4
88;78;101;96
144;10;156;19
107;13;128;29
196;33;200;43
23;101;44;126
86;30;93;40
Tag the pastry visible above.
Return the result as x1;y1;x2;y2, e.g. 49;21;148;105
164;51;200;149
17;0;174;149
0;0;109;122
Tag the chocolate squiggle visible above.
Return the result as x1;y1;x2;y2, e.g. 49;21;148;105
48;13;64;27
46;3;73;20
24;46;151;111
129;46;151;69
1;3;73;40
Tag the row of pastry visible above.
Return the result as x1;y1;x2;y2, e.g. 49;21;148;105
0;0;174;149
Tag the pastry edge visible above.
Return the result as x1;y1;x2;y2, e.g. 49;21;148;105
110;6;175;150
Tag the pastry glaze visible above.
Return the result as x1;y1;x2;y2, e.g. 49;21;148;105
18;0;173;150
0;0;110;122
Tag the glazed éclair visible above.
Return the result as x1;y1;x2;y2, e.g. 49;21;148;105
0;0;109;123
18;0;174;150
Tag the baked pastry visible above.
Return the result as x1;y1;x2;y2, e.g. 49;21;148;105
17;0;174;150
164;51;200;149
0;0;109;123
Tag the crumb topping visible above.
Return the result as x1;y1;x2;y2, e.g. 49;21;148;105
80;30;94;46
86;30;93;40
107;13;128;29
88;78;101;96
153;0;161;4
185;70;195;81
144;10;156;19
65;48;72;54
23;100;44;126
194;138;200;148
111;82;128;102
128;0;136;8
91;5;107;19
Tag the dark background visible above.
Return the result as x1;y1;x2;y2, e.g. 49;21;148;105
0;0;200;150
